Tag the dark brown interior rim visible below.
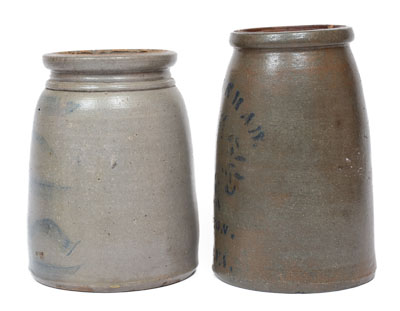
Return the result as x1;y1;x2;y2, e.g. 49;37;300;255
51;49;170;56
234;25;347;33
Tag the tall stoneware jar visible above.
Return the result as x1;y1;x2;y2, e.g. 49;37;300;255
28;50;198;292
214;26;375;293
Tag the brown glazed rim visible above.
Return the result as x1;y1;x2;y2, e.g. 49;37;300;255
43;49;177;73
230;25;354;49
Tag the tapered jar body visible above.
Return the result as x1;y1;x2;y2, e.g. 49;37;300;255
213;26;375;293
28;50;198;292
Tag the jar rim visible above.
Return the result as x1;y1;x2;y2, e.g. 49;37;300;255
230;25;354;49
43;49;177;73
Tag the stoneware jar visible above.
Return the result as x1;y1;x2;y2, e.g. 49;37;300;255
213;25;375;293
28;49;199;292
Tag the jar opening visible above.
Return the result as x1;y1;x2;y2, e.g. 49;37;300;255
43;49;177;73
235;25;342;34
231;25;353;49
53;49;167;56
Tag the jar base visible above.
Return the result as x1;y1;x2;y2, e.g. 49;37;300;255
31;269;196;292
214;271;375;293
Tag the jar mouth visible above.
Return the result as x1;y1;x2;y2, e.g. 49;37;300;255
234;25;343;33
51;49;167;56
231;25;354;49
43;49;177;73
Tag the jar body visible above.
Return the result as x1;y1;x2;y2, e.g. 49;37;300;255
29;84;198;291
214;39;375;292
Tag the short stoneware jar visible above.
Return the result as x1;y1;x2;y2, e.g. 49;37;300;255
213;25;376;293
28;49;199;292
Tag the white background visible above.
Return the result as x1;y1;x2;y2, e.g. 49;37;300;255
0;0;399;310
